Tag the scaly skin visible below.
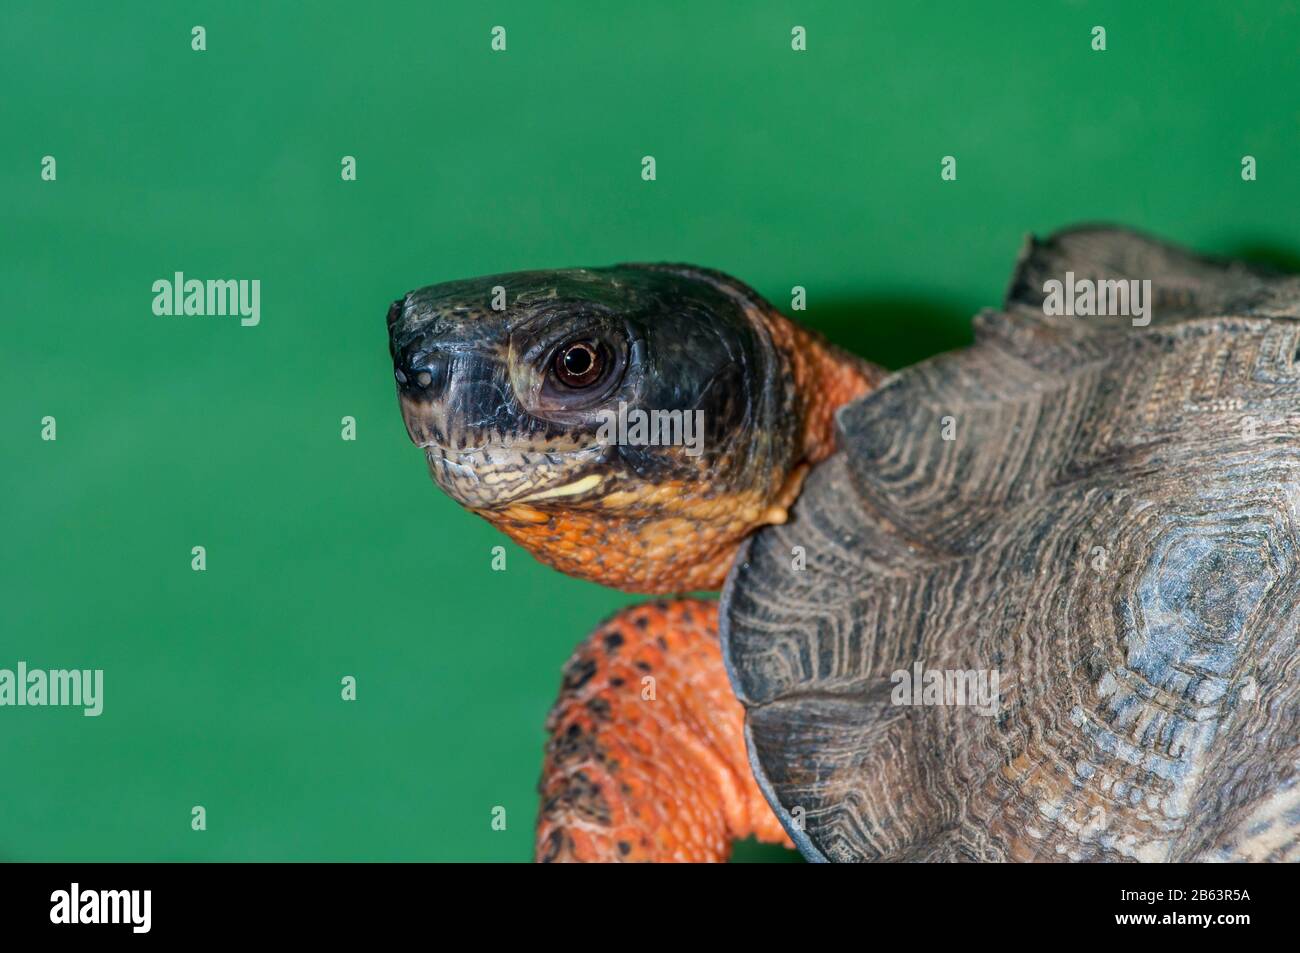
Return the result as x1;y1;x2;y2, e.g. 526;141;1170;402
538;600;789;862
387;265;880;860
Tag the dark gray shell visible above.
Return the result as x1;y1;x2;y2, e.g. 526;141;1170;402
721;226;1300;862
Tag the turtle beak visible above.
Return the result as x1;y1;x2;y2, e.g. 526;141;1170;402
388;324;516;454
392;340;460;451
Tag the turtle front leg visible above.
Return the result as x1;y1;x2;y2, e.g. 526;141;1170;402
536;598;792;862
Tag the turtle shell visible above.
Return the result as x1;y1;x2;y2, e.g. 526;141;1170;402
720;226;1300;862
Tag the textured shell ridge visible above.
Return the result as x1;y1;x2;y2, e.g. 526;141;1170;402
722;226;1300;862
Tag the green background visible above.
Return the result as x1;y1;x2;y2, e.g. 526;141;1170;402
2;0;1298;862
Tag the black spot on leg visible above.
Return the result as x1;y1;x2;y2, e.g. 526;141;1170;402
610;677;625;687
559;770;611;824
539;828;564;863
543;783;606;824
635;660;652;673
656;636;668;651
603;632;625;652
550;721;607;766
586;697;612;721
563;657;597;691
617;841;632;856
633;615;650;630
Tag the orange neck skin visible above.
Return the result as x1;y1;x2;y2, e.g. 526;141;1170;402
765;312;883;469
482;311;883;594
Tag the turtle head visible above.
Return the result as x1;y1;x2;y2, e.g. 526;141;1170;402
387;265;878;593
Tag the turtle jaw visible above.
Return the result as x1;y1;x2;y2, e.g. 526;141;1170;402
419;438;614;512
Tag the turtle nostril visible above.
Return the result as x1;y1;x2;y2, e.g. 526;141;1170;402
397;350;449;399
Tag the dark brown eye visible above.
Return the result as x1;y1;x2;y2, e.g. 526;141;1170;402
553;340;604;388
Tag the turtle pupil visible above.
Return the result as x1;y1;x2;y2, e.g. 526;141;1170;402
564;347;591;376
555;341;602;387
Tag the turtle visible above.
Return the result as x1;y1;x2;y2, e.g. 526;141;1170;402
386;226;1300;862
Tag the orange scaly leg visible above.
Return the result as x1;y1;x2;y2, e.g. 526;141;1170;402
536;599;792;862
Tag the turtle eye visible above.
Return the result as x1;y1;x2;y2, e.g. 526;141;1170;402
552;340;606;388
525;324;628;413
